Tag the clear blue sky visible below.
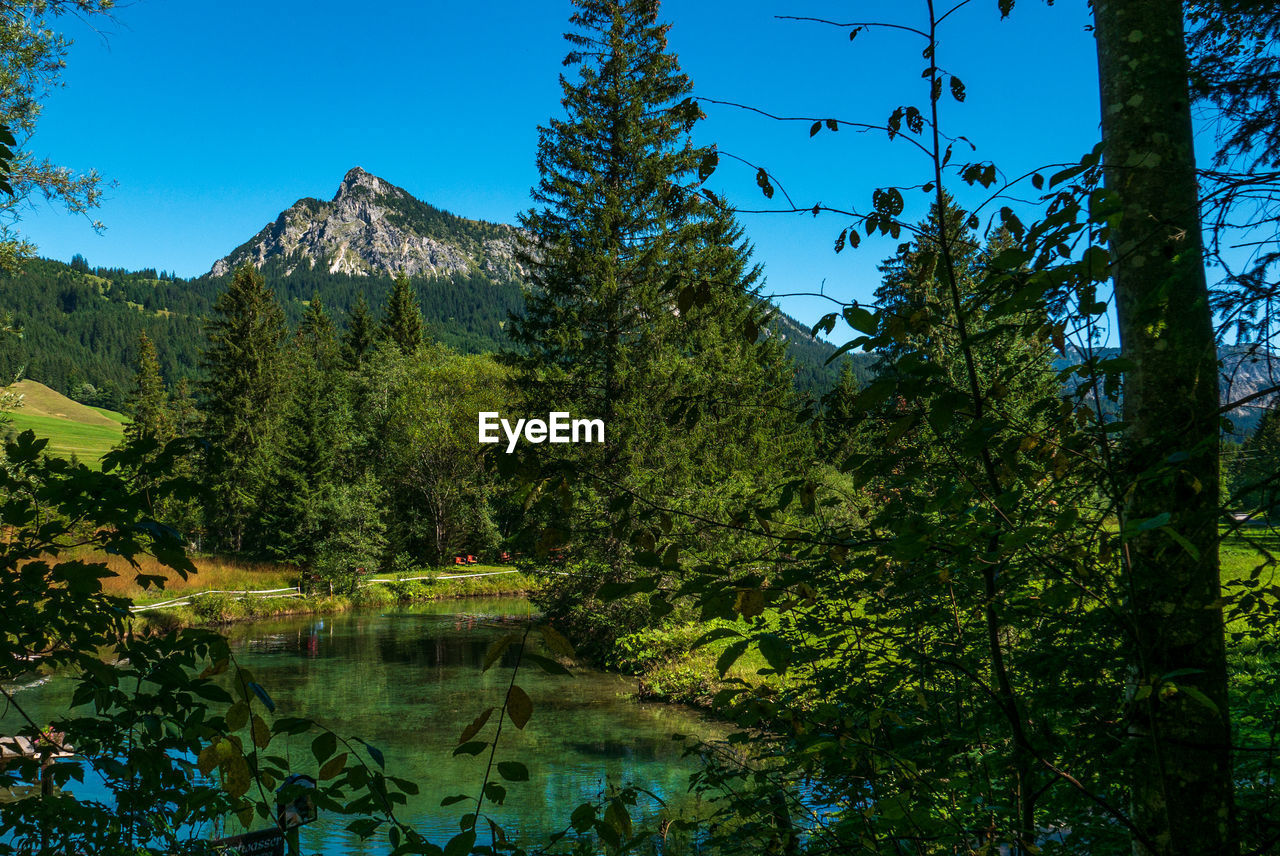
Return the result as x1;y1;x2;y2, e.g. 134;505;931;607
19;0;1110;329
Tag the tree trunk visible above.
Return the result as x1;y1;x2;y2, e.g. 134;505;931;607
1093;2;1236;853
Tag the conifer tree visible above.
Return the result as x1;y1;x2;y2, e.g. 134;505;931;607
511;0;801;655
272;297;346;563
343;294;376;368
379;273;425;356
168;378;199;437
124;332;171;445
199;262;288;554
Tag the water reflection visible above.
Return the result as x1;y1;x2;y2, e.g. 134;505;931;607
212;599;717;853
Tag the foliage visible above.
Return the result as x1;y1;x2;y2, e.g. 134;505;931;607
0;1;111;271
510;0;806;660
199;263;288;554
363;346;510;566
380;273;427;355
0;432;419;853
510;4;1280;856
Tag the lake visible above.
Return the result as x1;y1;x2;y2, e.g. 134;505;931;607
1;597;723;854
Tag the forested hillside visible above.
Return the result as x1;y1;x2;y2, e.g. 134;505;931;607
0;256;850;408
0;258;524;407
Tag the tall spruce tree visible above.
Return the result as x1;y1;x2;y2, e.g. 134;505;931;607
124;332;171;445
379;273;425;355
199;263;288;554
271;296;346;564
343;294;376;368
510;0;801;656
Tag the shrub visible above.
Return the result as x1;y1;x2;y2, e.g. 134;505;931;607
188;591;239;623
387;579;431;600
350;585;394;608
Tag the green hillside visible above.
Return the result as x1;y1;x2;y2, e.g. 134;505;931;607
0;257;852;407
2;379;126;466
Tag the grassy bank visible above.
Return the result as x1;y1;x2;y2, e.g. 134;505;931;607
94;551;534;631
615;528;1280;709
132;570;535;632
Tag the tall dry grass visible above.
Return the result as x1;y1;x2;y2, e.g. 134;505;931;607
86;552;299;603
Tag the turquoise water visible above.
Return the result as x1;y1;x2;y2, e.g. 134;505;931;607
3;598;720;854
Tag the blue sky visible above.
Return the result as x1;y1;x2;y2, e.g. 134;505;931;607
18;0;1107;328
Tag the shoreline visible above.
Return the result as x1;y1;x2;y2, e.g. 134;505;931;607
129;571;537;632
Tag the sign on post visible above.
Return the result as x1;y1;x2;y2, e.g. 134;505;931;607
208;827;285;856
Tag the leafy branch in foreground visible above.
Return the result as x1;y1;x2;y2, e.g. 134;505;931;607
0;432;420;854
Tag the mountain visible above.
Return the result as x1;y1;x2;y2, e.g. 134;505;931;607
1057;344;1278;437
209;167;524;282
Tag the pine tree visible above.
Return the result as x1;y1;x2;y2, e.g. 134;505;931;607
124;331;171;445
511;0;802;656
379;273;424;356
199;262;288;554
510;0;705;441
819;360;862;460
343;294;376;368
169;377;200;437
271;296;346;563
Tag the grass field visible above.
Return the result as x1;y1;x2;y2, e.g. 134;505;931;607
2;379;126;466
96;552;300;604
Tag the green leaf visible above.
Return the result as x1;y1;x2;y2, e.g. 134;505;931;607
716;640;750;676
497;760;529;782
459;707;495;744
757;634;791;673
506;685;533;729
540;624;576;657
225;701;249;732
605;799;633;839
250;714;271;749
691;626;742;647
483;634;516;672
443;830;476;856
319;752;347;781
523;651;571;676
440;794;472;807
272;717;312;736
1175;684;1220;716
453;741;487;756
842;304;877;334
311;731;337;764
570;803;596;832
1159;526;1201;560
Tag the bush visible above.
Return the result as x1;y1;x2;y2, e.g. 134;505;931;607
529;560;658;666
188;591;239;623
611;623;707;673
387;579;431;600
350;585;394;608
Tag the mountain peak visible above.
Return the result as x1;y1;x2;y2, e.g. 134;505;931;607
335;166;388;200
207;169;524;280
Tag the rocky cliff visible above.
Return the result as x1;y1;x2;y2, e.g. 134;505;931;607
209;167;524;281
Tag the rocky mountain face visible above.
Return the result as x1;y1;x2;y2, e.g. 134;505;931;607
1220;345;1280;435
1059;344;1279;436
209;167;524;281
